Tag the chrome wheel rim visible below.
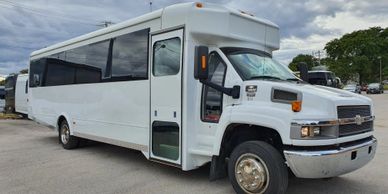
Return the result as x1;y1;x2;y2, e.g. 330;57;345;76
61;124;70;145
235;153;269;194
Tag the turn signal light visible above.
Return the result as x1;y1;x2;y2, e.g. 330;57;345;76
196;2;203;8
291;101;302;112
201;55;206;70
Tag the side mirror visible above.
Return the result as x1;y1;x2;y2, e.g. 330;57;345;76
33;74;40;86
297;62;309;82
194;46;209;80
327;79;333;86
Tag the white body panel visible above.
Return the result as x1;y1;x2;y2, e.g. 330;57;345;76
15;74;28;115
29;2;374;173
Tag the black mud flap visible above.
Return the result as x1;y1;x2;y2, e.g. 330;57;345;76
209;155;227;181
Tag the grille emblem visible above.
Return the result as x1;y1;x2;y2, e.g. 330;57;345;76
355;115;363;125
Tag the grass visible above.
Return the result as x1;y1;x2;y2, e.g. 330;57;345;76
384;85;388;90
0;113;23;120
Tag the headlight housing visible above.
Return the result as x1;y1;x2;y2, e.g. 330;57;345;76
290;124;338;139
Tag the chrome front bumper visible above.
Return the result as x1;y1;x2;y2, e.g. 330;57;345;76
284;137;377;178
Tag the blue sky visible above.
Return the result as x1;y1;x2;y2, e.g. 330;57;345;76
1;0;388;76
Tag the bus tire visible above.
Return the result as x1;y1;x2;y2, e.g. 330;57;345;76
228;141;288;194
59;120;79;149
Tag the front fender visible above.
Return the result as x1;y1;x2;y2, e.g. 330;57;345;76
212;103;292;155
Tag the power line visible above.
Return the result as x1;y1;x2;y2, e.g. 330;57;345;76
0;0;99;26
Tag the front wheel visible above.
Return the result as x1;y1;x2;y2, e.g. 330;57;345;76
228;141;288;194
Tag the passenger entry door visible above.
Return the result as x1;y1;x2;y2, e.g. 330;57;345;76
150;29;183;165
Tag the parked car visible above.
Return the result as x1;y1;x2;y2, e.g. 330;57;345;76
307;70;340;88
367;83;384;94
361;84;368;91
343;84;361;94
0;86;5;112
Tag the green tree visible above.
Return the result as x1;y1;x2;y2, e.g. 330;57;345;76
324;27;388;84
288;54;315;71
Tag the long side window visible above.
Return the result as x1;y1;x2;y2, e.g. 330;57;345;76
201;52;227;123
111;29;149;79
29;59;46;87
30;28;150;87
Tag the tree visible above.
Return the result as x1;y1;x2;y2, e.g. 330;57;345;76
19;69;28;74
288;54;315;71
324;27;388;84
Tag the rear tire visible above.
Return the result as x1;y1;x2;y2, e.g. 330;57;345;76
228;141;288;194
59;120;79;149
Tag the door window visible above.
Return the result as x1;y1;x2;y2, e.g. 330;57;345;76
152;38;181;76
201;52;227;122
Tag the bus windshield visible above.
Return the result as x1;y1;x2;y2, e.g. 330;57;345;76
222;48;298;81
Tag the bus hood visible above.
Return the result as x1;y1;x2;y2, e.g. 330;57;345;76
241;80;373;118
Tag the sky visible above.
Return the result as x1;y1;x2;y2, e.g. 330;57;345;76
1;0;388;76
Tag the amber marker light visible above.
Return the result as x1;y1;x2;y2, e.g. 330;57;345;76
201;55;206;70
291;101;302;112
196;2;203;8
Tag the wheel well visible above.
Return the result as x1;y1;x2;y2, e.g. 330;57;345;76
57;116;67;131
220;124;284;159
209;123;284;181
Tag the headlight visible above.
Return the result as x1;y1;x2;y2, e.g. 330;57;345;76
290;124;338;139
301;126;321;137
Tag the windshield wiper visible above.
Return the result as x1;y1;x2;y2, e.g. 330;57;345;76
249;75;282;80
286;78;307;84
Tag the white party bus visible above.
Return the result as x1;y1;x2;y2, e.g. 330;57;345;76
29;2;377;193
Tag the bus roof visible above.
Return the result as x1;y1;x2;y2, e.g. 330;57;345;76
31;2;279;58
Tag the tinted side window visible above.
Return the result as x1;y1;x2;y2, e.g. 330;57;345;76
201;53;226;122
25;81;28;93
153;38;181;76
45;59;75;86
0;88;5;99
112;29;149;79
29;59;46;87
65;40;109;83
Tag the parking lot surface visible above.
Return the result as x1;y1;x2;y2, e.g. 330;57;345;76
0;93;387;194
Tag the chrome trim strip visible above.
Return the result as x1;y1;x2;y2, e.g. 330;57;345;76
73;132;148;152
291;116;375;127
284;137;377;157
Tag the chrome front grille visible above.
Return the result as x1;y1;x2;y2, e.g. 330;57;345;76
337;105;372;137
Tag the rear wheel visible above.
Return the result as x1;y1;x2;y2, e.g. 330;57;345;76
228;141;288;194
59;120;79;149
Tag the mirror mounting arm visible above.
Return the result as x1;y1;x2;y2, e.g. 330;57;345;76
200;80;240;99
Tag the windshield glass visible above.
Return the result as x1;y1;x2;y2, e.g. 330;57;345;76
369;83;379;87
222;48;297;81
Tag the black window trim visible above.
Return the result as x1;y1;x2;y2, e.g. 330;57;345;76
200;51;228;123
